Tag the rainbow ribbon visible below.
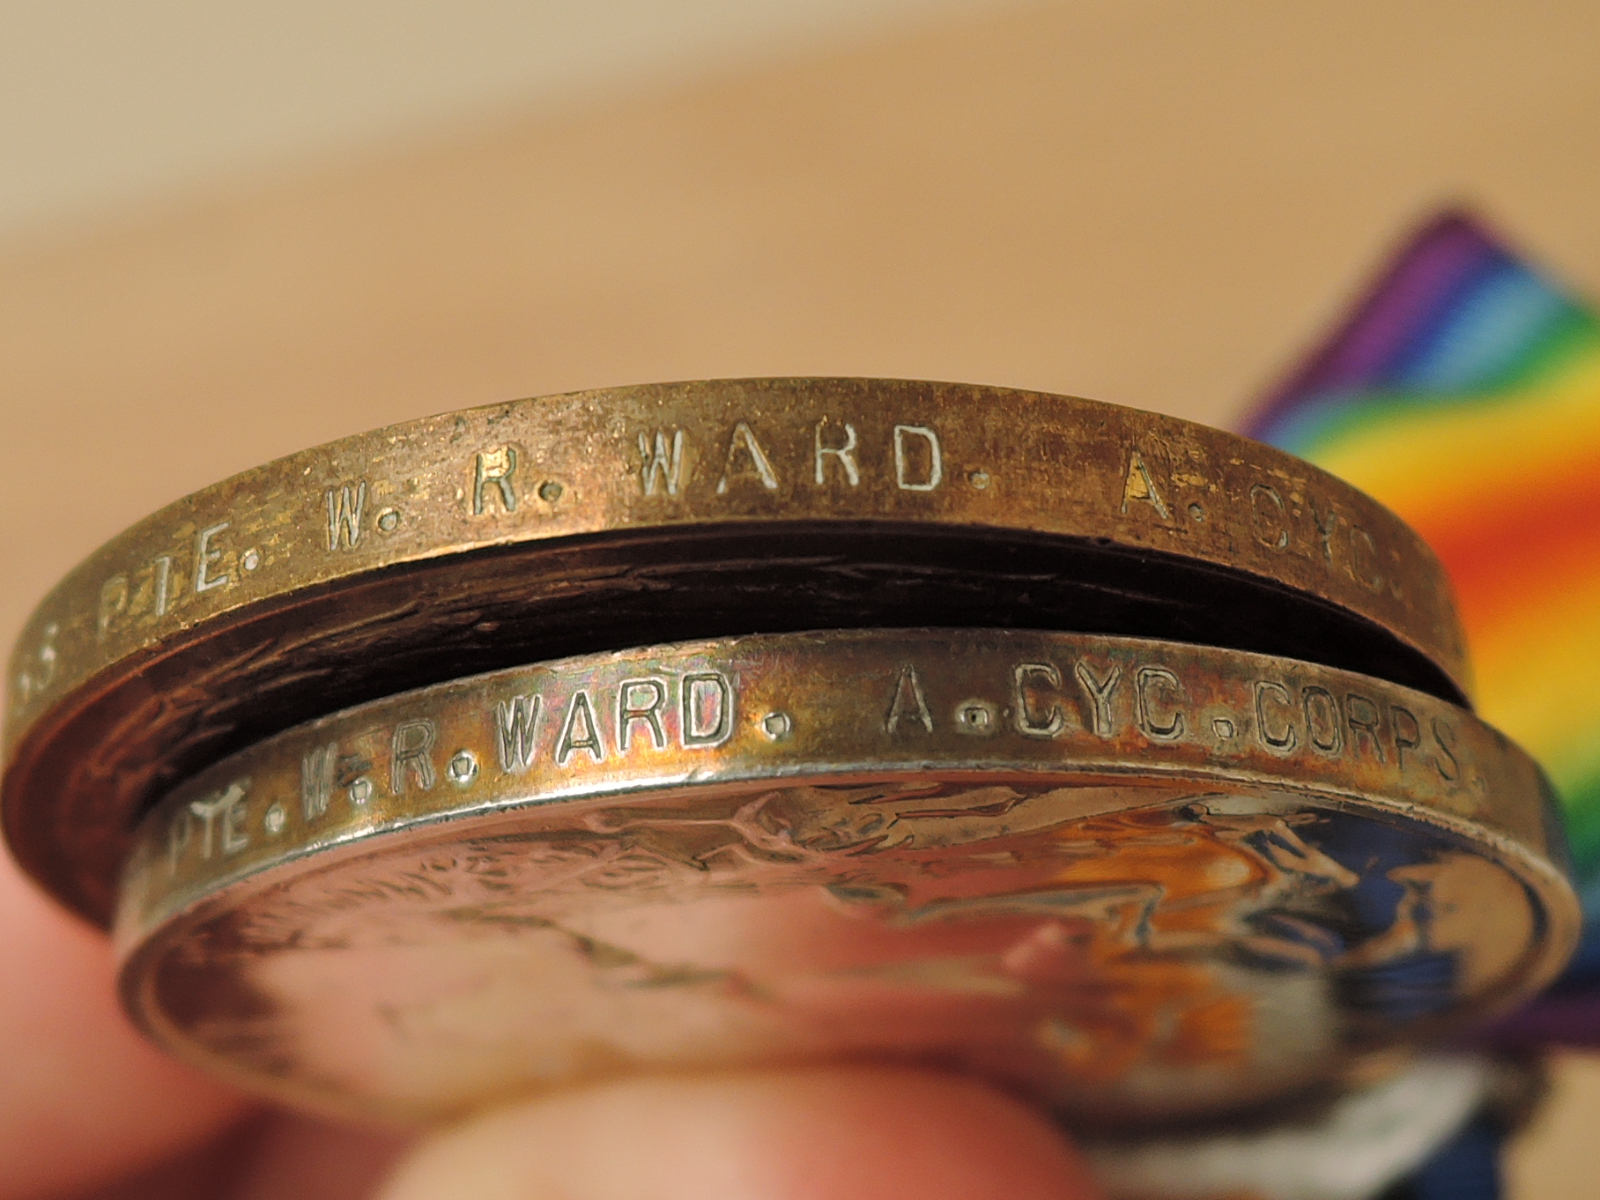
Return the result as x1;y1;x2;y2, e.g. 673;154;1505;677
1242;212;1600;1028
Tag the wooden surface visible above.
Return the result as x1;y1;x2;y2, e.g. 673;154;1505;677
2;1;1597;1192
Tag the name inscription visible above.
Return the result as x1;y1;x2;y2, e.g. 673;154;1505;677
166;670;736;872
162;653;1465;879
633;419;946;497
27;387;1451;735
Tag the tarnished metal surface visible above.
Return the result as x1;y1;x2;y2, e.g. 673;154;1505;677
117;630;1573;1124
4;379;1469;923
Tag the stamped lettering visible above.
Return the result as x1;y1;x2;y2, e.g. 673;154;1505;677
144;631;1511;907
638;429;686;496
194;522;231;593
1302;686;1342;755
1431;716;1461;781
555;691;605;764
1013;662;1067;738
814;418;861;487
165;808;189;872
892;425;943;492
391;719;438;792
96;553;175;642
98;575;129;641
1345;693;1385;761
1073;661;1122;738
149;554;173;617
495;695;541;772
1249;484;1289;551
884;665;934;734
13;623;60;704
1121;450;1171;520
221;791;250;853
1348;525;1384;592
326;481;367;549
682;673;733;746
1253;681;1297;751
1392;706;1422;770
473;446;519;514
617;678;668;751
1308;499;1340;564
1135;666;1185;740
301;742;338;819
716;422;779;494
185;780;249;862
629;418;952;499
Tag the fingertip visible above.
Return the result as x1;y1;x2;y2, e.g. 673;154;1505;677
378;1066;1103;1200
0;853;249;1199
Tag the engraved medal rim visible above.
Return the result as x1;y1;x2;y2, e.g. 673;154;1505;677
3;378;1469;925
117;625;1575;937
5;377;1468;738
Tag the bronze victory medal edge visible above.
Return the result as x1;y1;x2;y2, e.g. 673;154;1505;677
117;630;1572;1125
6;379;1469;924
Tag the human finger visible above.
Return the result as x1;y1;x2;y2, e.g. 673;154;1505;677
377;1065;1104;1200
0;852;249;1200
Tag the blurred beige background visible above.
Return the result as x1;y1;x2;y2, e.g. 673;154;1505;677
2;0;1599;1194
